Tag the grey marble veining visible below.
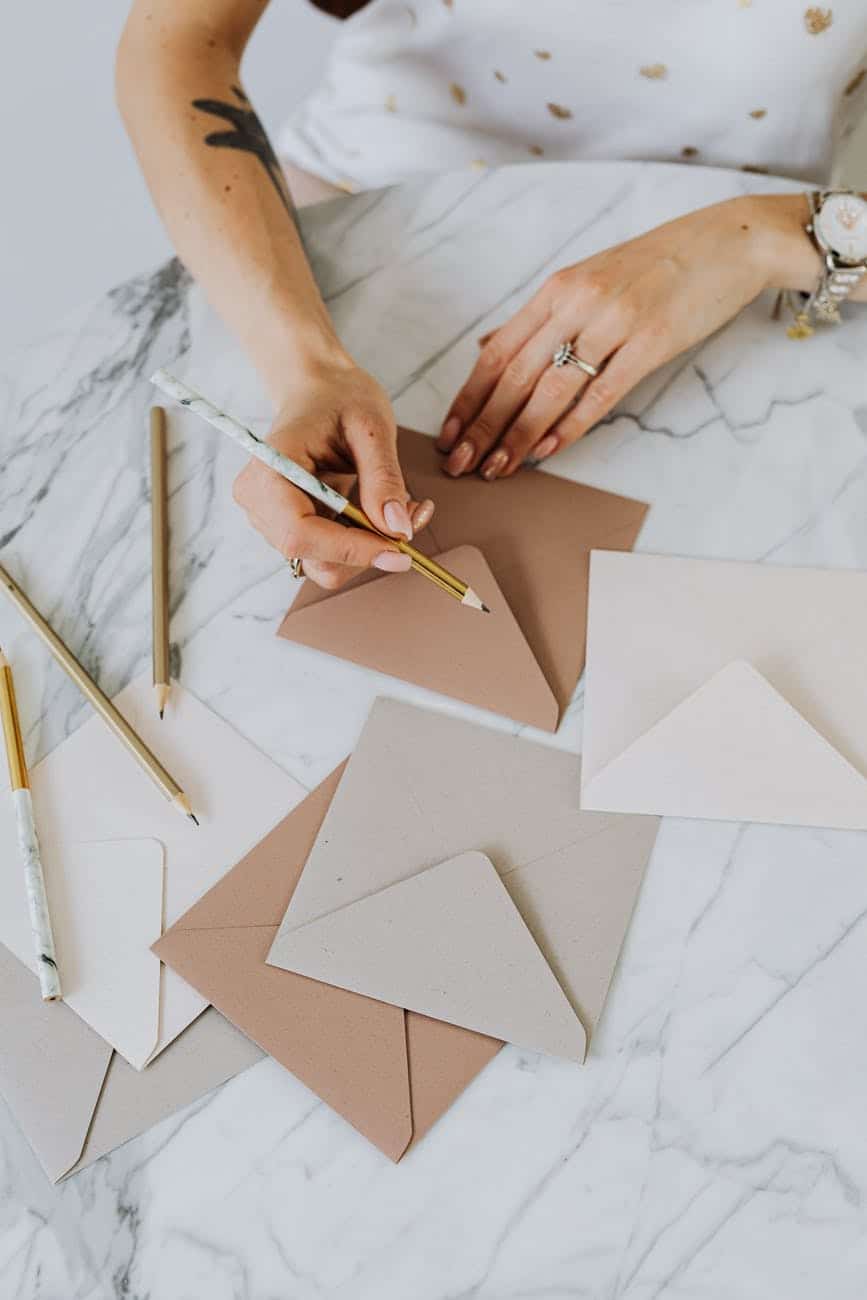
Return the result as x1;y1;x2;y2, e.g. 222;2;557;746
1;160;867;1299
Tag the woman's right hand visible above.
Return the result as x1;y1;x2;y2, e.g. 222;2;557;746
233;351;435;590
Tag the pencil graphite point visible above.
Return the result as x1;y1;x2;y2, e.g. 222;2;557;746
188;812;200;827
154;682;170;719
461;586;489;613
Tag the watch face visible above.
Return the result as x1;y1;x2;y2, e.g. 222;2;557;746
815;193;867;263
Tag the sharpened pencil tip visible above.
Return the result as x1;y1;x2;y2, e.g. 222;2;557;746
188;812;200;826
159;709;164;720
482;603;491;613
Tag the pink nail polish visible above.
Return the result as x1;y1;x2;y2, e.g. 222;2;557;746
437;417;461;451
532;434;559;461
383;499;413;540
446;439;474;476
481;449;509;481
412;498;436;530
374;551;412;572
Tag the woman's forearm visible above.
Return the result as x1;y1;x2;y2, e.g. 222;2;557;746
116;0;346;404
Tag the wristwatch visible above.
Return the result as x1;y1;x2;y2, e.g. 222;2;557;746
804;189;867;323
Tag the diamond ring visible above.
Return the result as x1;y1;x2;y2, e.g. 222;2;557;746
552;342;599;377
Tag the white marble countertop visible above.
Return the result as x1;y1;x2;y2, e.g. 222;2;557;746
2;160;867;1300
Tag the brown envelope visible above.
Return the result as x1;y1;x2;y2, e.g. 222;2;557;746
154;765;500;1162
278;429;649;731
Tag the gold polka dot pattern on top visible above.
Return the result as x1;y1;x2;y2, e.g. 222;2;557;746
529;144;545;156
738;0;752;8
450;82;467;105
681;145;699;157
547;102;573;119
534;50;552;60
804;7;833;33
640;63;668;80
494;69;507;82
749;107;767;118
385;94;397;113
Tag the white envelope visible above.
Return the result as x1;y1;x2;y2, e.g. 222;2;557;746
581;552;867;830
0;676;303;1065
0;838;164;1069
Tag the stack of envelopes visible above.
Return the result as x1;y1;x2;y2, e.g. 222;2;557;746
157;699;661;1160
0;456;656;1177
0;677;303;1182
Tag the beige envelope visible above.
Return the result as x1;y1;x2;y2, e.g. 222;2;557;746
0;941;262;1183
278;428;649;732
581;551;867;829
0;676;303;1066
268;698;659;1060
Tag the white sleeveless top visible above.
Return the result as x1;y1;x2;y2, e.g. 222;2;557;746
279;0;867;189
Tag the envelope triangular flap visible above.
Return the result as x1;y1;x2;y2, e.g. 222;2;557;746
582;659;867;829
0;942;112;1183
278;544;559;731
278;851;587;1061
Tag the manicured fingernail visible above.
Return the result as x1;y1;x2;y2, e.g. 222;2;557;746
411;498;436;530
445;439;474;476
532;434;559;461
374;550;412;572
383;499;413;540
437;417;461;451
481;448;509;481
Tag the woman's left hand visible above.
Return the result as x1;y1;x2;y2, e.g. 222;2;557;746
437;194;812;479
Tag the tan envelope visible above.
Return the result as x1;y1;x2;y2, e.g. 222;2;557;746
263;701;658;1121
581;552;867;828
155;765;500;1162
0;941;262;1183
278;428;648;731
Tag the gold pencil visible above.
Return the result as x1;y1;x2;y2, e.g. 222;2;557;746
0;565;197;823
150;406;171;718
0;648;62;1001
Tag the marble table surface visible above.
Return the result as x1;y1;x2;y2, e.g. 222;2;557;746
2;160;867;1300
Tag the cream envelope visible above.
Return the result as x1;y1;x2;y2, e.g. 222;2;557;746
0;940;262;1183
268;698;659;1059
581;552;867;829
0;838;164;1069
0;676;303;1064
278;427;648;732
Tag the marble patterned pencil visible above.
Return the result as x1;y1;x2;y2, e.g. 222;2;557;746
0;649;61;1001
150;369;488;612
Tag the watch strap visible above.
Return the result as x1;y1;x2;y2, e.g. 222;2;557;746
805;189;867;325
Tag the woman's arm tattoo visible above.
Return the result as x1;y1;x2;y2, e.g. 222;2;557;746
192;85;297;223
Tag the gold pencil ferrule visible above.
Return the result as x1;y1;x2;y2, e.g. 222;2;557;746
0;664;29;790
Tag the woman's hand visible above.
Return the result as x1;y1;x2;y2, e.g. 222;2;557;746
233;351;434;589
438;194;816;479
